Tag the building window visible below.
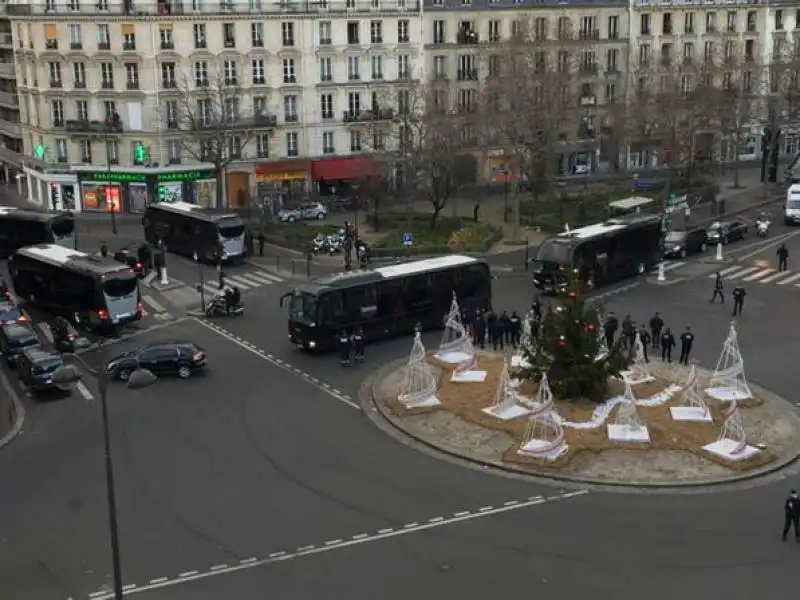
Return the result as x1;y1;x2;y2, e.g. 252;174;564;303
347;21;360;44
197;98;211;126
398;19;409;43
251;22;263;47
223;98;239;124
103;101;116;120
706;12;717;33
44;23;58;49
165;100;178;128
433;20;445;44
398;55;410;78
195;61;209;86
73;62;86;87
370;20;382;43
684;12;695;34
372;129;385;150
371;56;383;79
488;20;499;43
747;11;757;32
51;100;64;126
193;23;207;49
322;131;335;155
606;48;618;72
252;59;265;85
319;57;332;82
284;95;297;121
49;62;62;86
607;15;619;39
640;14;651;35
55;138;68;163
348;91;361;116
282;22;295;46
100;62;114;88
162;62;176;87
159;25;173;49
105;139;118;164
663;12;672;35
256;134;269;158
433;55;446;78
726;11;737;33
97;23;110;48
348;56;360;81
350;130;362;152
125;63;139;89
223;22;235;48
775;9;783;31
286;132;298;157
319;21;332;44
79;139;92;163
223;60;238;85
228;135;242;159
68;24;82;48
167;139;181;164
321;93;333;119
283;58;296;83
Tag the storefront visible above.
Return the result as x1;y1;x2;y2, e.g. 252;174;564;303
311;156;380;196
21;165;79;211
255;159;311;214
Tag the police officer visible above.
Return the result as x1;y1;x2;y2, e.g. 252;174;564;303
637;325;651;362
621;314;634;350
649;312;663;349
491;312;505;351
338;329;352;367
499;310;512;345
732;286;746;316
782;489;800;542
777;243;789;272
660;327;676;362
100;241;108;258
474;310;487;350
509;311;522;348
485;308;497;347
604;312;619;349
710;271;724;303
531;296;542;321
352;327;365;363
257;231;265;256
679;326;694;365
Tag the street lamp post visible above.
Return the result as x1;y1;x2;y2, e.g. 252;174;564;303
51;358;156;600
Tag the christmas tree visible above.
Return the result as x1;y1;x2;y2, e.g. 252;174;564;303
520;275;631;402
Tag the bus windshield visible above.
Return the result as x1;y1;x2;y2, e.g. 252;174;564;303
289;292;317;324
103;273;138;298
218;218;245;239
535;240;573;265
51;217;75;238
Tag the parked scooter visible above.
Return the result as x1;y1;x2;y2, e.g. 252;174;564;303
755;213;771;237
204;290;244;317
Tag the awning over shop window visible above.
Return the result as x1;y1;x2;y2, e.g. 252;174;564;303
311;157;380;182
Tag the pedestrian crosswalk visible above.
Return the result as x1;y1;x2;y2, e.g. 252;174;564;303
652;260;688;274
198;269;285;297
707;263;800;288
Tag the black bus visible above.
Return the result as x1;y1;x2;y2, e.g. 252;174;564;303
0;207;76;257
281;255;492;350
142;202;246;262
532;215;662;293
9;244;142;329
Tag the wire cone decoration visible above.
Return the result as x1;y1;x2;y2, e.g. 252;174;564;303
706;321;752;401
614;382;644;429
718;400;747;455
398;331;439;408
439;293;465;352
621;331;653;384
682;364;707;411
519;373;566;458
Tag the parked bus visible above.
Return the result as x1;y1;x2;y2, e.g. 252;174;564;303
281;255;492;350
142;202;246;262
0;207;76;257
9;244;141;329
532;214;662;293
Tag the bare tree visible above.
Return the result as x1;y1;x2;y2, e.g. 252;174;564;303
176;67;270;209
765;39;800;179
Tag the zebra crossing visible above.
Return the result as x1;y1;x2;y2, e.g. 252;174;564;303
652;260;688;274
198;269;285;297
707;263;800;288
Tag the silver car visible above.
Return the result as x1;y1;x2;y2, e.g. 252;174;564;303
279;202;327;223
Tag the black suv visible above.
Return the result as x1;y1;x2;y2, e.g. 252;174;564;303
15;347;66;395
663;229;709;259
106;340;207;381
0;322;41;366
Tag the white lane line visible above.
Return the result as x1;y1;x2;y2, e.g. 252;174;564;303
504;500;519;506
269;551;286;558
38;323;53;343
324;539;343;546
209;564;228;571
429;516;444;523
760;270;792;283
478;506;493;512
249;270;284;283
403;522;418;529
377;528;393;534
776;272;800;285
87;490;590;599
742;268;774;281
225;276;254;290
240;557;257;564
179;570;199;578
235;273;273;286
193;319;360;410
453;511;470;517
122;585;136;591
148;578;168;584
351;533;369;540
722;266;761;280
76;381;94;402
712;265;745;277
141;294;166;313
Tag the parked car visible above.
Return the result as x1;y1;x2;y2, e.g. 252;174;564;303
279;202;327;223
0;299;30;326
106;340;207;381
15;347;67;396
0;322;42;367
706;220;748;244
663;229;708;259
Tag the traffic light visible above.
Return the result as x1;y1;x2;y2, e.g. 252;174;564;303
133;143;147;165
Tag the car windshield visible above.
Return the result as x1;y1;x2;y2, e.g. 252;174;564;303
288;292;317;325
535;239;573;265
0;304;20;321
33;357;62;374
51;216;75;237
788;200;800;209
6;326;39;347
103;273;138;298
665;231;687;242
218;217;245;239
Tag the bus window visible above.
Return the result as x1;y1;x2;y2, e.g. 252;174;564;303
319;290;346;327
103;275;138;298
218;218;245;239
431;269;456;303
535;240;573;266
345;284;378;321
51;217;74;238
404;274;431;313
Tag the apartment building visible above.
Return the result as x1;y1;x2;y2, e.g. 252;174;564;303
423;0;630;182
7;0;423;211
0;0;22;177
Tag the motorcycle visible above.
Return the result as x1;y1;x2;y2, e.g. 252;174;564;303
755;215;771;237
204;293;244;317
49;322;90;353
312;234;326;255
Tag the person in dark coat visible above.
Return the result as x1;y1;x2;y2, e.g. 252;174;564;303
499;310;512;345
485;308;497;346
679;326;694;365
649;312;663;349
338;330;352;367
637;325;651;362
531;296;542;321
710;271;724;303
491;314;505;351
621;314;634;350
732;286;746;316
509;311;522;348
660;327;676;362
257;231;265;256
351;327;365;363
782;489;800;542
604;312;619;349
777;243;789;272
474;310;487;350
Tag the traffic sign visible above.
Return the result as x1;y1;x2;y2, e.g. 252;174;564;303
402;232;413;247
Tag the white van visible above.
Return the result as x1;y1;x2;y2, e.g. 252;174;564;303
785;184;800;225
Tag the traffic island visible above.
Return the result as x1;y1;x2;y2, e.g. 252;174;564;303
362;347;800;488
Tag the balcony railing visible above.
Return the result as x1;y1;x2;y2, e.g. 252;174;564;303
457;30;479;44
74;80;87;89
457;69;478;81
0;119;21;138
162;79;177;89
5;0;421;16
65;119;123;134
194;113;278;130
0;91;18;107
343;108;394;123
45;39;58;50
98;41;111;50
161;40;175;50
578;29;600;41
126;80;140;90
101;80;114;89
69;42;83;50
122;41;136;50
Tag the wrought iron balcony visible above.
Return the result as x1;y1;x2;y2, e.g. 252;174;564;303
194;113;278;130
69;42;83;50
457;69;478;81
342;108;394;123
457;30;479;45
98;41;111;50
65;118;124;134
161;40;174;50
578;29;600;41
162;79;177;89
122;41;136;51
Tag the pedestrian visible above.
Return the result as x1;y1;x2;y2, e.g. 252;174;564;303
660;327;675;362
710;271;724;303
352;327;365;363
626;320;637;349
246;229;255;256
509;311;522;348
782;489;800;542
153;251;164;281
604;312;619;349
777;243;789;272
338;330;352;367
732;286;746;316
257;231;265;256
679;326;694;365
531;296;542;321
649;312;663;349
491;313;505;351
499;310;512;345
100;241;108;258
485;308;497;347
621;314;634;350
637;325;650;362
474;310;487;350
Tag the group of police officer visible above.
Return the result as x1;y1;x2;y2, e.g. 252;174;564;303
602;311;696;365
461;307;525;351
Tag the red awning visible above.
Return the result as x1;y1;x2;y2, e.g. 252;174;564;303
311;157;380;182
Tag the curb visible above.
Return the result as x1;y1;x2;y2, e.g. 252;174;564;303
362;359;800;491
0;367;26;452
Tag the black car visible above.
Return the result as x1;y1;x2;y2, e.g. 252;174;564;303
663;229;709;259
706;220;748;244
0;299;30;326
106;340;207;381
113;246;146;278
0;322;42;366
15;347;66;395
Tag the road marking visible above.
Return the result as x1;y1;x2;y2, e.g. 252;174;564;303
478;506;493;512
141;294;166;313
429;516;444;523
269;551;286;558
742;268;774;281
209;564;228;571
192;318;360;410
351;533;369;540
504;500;520;506
760;270;792;283
85;490;589;599
403;522;418;528
324;539;343;546
734;229;800;261
240;557;257;564
179;570;199;578
148;578;168;584
224;276;254;290
712;265;744;277
122;585;136;591
776;272;800;285
76;381;93;402
453;511;470;517
723;266;761;280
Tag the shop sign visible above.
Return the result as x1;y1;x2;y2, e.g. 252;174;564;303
157;170;216;183
256;171;306;182
87;172;147;183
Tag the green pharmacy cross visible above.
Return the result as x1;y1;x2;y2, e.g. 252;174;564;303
34;144;45;159
133;143;148;164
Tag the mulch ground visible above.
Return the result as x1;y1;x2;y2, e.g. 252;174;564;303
386;354;774;472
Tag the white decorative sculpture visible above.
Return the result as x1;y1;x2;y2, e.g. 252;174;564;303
620;331;654;384
518;373;568;460
607;381;651;442
670;363;712;422
595;327;609;362
703;400;760;461
450;334;487;383
705;321;752;402
398;331;440;408
483;360;533;420
435;293;473;364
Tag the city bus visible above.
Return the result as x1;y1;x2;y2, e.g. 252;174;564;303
9;244;142;329
142;202;246;262
281;255;492;350
0;207;76;257
532;214;662;293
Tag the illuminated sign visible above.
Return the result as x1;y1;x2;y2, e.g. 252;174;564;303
157;170;215;183
89;172;147;183
86;170;215;184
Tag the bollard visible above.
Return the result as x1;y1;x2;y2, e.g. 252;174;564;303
715;242;723;261
160;266;169;286
656;261;666;282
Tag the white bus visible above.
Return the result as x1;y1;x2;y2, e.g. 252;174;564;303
9;244;142;329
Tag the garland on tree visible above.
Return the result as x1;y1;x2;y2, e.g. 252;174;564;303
520;275;631;403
